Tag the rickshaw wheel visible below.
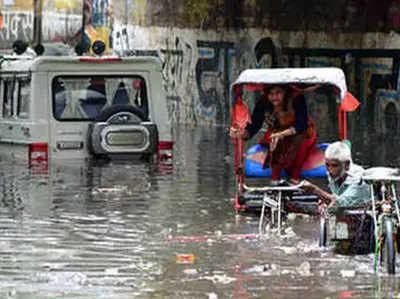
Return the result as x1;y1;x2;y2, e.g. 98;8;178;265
380;217;396;274
319;216;327;247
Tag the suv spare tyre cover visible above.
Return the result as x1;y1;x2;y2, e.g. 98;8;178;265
88;105;158;156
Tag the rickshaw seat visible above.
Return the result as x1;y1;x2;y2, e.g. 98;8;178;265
244;143;328;178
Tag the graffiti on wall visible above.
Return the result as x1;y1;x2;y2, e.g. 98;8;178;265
0;1;32;46
274;43;400;138
160;37;197;124
0;10;33;45
112;27;239;125
112;27;198;124
196;40;235;123
254;37;276;68
82;0;112;54
0;0;81;48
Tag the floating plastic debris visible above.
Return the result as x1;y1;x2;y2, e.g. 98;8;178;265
183;268;198;275
208;292;218;299
203;274;236;284
176;253;195;264
340;269;355;278
105;268;119;275
297;261;312;276
280;246;296;254
95;185;128;193
165;233;259;243
338;290;354;298
283;227;297;239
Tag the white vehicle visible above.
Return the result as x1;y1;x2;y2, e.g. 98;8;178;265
0;54;172;163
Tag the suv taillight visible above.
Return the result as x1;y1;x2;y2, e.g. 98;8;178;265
157;141;173;173
157;141;173;160
29;143;48;164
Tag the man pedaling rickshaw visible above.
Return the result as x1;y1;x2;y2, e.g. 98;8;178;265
301;141;371;209
300;141;374;254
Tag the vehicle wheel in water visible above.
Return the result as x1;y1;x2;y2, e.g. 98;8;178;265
319;216;327;247
88;105;150;158
380;217;396;274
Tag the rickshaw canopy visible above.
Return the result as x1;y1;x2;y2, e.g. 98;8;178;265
232;67;349;103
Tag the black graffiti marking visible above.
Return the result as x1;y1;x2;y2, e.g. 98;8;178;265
254;37;276;66
195;40;235;122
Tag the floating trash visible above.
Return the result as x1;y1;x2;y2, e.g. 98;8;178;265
297;261;312;276
340;269;355;278
176;253;195;264
95;185;128;193
183;268;198;275
208;292;218;299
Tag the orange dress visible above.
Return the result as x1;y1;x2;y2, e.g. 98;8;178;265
260;100;316;180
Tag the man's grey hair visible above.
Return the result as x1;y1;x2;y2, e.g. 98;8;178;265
325;141;352;162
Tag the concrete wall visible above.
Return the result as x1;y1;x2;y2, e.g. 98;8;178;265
1;0;400;137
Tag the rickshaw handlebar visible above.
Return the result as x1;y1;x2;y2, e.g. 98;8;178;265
243;181;304;192
362;177;400;183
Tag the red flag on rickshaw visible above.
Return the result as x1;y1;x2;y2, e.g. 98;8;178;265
341;91;360;112
231;96;251;130
231;92;251;194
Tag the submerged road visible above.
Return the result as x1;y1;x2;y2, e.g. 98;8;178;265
0;125;399;298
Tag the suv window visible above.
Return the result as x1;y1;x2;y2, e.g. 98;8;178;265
52;75;149;121
0;76;31;119
2;78;15;118
17;78;30;118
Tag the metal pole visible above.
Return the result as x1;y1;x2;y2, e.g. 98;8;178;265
391;183;400;224
259;193;267;234
278;191;282;233
125;0;128;25
370;184;378;240
33;0;43;46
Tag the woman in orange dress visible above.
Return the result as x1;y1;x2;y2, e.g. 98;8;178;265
232;85;316;185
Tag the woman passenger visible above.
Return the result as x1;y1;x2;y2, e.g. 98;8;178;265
231;85;317;185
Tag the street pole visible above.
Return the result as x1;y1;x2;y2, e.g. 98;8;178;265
33;0;43;46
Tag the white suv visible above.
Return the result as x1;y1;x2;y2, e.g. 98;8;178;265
0;54;172;163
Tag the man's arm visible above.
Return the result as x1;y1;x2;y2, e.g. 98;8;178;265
303;182;336;205
302;179;371;207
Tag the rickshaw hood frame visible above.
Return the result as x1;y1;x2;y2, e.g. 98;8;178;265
231;67;348;102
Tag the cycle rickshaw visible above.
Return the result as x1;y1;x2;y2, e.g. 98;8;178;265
319;167;400;274
230;67;360;232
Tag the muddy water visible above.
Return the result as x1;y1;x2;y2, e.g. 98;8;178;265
0;126;399;298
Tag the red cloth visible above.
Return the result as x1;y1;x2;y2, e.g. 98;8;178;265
258;105;316;181
285;130;317;180
231;97;251;130
341;92;360;112
268;130;316;180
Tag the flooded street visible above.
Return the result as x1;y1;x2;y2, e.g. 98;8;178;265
0;125;399;298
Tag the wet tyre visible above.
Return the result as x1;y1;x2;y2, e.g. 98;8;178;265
381;217;396;274
88;105;157;158
96;105;148;123
319;216;327;247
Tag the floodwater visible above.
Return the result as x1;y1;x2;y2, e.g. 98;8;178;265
0;125;399;298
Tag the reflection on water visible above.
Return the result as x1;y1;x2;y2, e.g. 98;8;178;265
0;125;399;298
